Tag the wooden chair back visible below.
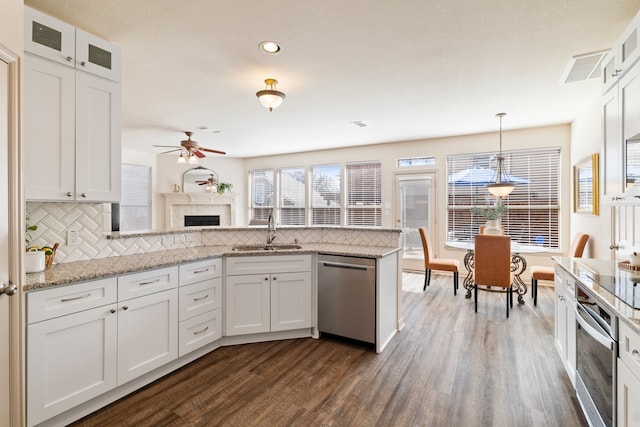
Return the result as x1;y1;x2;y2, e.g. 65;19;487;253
474;234;512;289
569;233;589;258
418;227;432;267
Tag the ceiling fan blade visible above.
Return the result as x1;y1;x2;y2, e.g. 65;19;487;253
198;147;226;155
153;145;182;149
192;149;206;158
159;148;183;154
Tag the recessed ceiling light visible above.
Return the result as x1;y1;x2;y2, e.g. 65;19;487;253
259;41;281;53
351;120;368;128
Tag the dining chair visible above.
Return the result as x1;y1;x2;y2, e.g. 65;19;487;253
419;227;460;295
473;234;514;317
530;233;589;306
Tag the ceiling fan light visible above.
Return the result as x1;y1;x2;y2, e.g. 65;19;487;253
176;153;187;164
188;155;199;164
256;79;286;111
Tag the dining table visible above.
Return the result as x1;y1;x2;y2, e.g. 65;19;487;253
445;240;548;304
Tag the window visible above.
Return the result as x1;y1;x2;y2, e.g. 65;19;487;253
346;161;382;227
116;164;151;231
249;169;274;222
279;167;306;225
397;156;436;167
447;147;561;249
311;164;341;225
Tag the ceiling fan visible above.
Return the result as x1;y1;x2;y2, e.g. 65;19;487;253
153;131;226;158
195;175;218;186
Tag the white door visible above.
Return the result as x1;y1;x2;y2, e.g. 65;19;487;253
394;173;436;272
1;51;20;427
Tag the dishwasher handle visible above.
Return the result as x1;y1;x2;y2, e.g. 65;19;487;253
320;261;372;271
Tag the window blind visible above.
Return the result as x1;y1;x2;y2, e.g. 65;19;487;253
346;161;381;227
279;167;306;225
249;169;274;222
447;147;561;249
311;164;341;225
118;164;151;231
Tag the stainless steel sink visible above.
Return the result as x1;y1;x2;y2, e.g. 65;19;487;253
231;244;303;251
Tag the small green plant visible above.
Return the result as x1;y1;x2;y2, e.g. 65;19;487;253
470;201;507;220
217;182;233;194
25;214;38;248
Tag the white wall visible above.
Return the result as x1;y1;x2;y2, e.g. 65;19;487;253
0;0;23;54
570;92;608;258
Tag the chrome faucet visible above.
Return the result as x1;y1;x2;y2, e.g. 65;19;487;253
266;211;276;246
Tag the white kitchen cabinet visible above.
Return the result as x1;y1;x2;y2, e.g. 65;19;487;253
225;255;312;336
117;288;178;385
603;85;624;198
618;320;640;427
178;259;222;356
24;54;121;202
554;264;577;386
25;6;121;81
26;278;118;427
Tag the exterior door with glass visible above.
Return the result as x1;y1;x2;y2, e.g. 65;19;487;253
395;173;435;272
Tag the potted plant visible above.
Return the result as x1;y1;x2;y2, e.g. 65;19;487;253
470;201;507;235
217;182;233;194
25;215;45;273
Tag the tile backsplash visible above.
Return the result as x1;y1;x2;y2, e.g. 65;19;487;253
26;202;401;264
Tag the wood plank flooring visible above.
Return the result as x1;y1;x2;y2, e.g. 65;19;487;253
70;273;587;427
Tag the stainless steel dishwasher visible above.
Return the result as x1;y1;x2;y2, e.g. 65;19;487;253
317;254;376;344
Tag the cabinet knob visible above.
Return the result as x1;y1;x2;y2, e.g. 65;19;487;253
272;277;277;281
81;193;87;198
264;277;269;281
122;305;128;310
110;308;116;314
80;61;86;66
66;192;73;197
66;56;73;62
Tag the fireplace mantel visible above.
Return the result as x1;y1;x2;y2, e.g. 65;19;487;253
162;192;237;228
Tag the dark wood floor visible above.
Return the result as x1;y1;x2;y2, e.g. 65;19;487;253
71;273;587;427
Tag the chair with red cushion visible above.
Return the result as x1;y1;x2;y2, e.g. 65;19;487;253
419;227;460;295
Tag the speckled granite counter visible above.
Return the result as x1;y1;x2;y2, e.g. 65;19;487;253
553;256;640;335
24;244;401;291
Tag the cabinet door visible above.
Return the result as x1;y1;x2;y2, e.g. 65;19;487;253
602;52;620;94
24;6;75;67
225;274;270;336
271;272;312;332
620;64;640;142
618;359;640;427
75;71;121;202
117;289;178;385
75;28;121;82
178;277;221;321
554;290;567;359
27;304;117;426
603;87;623;196
23;55;76;201
178;309;222;357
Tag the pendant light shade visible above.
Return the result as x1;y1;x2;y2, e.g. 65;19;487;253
256;78;286;111
487;113;515;197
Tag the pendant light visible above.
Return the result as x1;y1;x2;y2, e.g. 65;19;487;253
486;112;515;197
256;78;286;111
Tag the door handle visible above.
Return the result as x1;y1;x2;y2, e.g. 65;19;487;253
0;281;17;296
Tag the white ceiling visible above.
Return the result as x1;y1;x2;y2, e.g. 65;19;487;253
24;0;640;158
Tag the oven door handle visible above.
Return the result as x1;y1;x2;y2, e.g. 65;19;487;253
574;302;615;350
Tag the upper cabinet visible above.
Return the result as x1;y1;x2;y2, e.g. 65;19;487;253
23;7;121;202
602;12;640;94
24;6;121;82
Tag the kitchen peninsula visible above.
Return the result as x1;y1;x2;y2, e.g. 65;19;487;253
24;226;402;427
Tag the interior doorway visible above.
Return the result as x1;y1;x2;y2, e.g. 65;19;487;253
394;173;435;272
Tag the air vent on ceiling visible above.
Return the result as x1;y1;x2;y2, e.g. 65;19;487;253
560;49;609;84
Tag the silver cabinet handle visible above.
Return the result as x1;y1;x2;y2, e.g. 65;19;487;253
193;268;209;274
139;278;160;286
60;293;91;302
0;281;17;297
609;243;620;250
193;326;209;335
193;294;209;302
632;349;640;363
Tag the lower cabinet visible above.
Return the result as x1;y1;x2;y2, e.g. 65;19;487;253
225;255;312;336
554;264;577;385
618;320;640;427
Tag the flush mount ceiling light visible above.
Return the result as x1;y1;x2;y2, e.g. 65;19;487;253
486;112;515;198
259;41;281;53
256;78;286;111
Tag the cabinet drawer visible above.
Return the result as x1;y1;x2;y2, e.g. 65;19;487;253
178;277;221;321
178;309;222;357
179;258;221;286
118;266;178;301
27;277;117;324
620;320;640;379
226;255;311;275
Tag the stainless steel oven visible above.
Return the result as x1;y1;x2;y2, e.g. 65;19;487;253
574;282;617;427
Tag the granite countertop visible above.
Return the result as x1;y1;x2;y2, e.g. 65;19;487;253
24;243;401;291
553;256;640;335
